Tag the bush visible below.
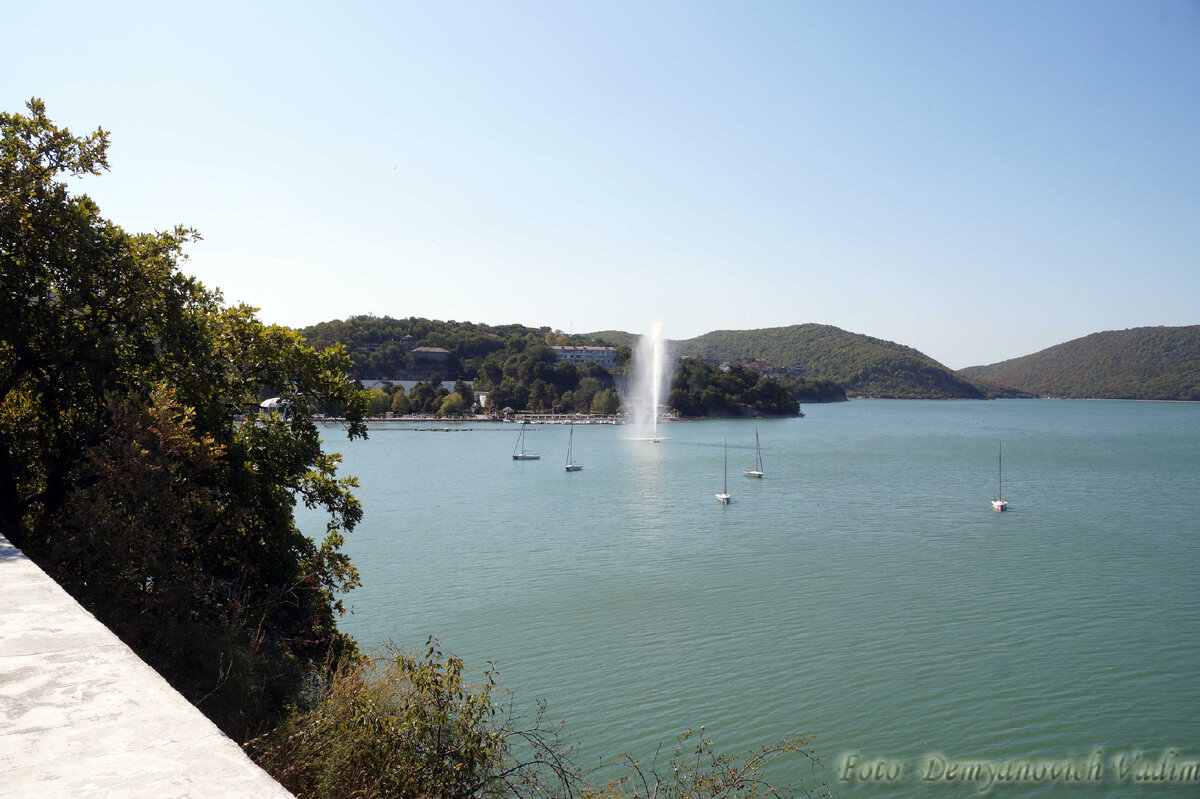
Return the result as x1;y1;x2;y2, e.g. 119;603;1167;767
249;639;832;799
248;639;583;799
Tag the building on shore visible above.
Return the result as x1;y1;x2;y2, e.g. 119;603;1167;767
550;345;619;369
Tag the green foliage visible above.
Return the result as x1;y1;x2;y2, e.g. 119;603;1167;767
668;359;800;417
590;387;621;415
588;325;984;399
454;379;475;409
249;640;830;799
958;326;1200;400
301;315;625;414
774;376;847;404
677;325;985;399
1;100;367;741
438;392;467;417
248;639;583;799
366;388;391;416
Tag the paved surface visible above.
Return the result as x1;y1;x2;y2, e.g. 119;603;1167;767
0;534;294;798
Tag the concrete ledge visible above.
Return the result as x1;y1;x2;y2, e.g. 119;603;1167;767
0;534;294;798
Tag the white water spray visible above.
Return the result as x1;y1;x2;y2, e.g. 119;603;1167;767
629;322;669;440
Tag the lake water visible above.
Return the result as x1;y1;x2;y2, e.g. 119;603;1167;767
299;400;1200;797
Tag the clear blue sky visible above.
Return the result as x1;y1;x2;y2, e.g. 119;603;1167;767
5;1;1199;368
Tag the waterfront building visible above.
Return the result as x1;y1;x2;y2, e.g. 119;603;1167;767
551;345;619;369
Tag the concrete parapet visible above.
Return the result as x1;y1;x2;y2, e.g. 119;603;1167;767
0;534;294;798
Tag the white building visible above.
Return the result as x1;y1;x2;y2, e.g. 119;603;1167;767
551;345;620;369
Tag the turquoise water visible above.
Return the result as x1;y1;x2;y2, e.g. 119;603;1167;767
300;400;1200;797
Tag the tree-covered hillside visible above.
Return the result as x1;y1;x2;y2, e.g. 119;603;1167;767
300;316;628;413
958;326;1200;400
591;324;984;399
678;325;985;398
301;316;624;383
587;329;639;349
667;358;799;417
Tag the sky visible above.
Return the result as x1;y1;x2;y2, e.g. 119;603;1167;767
5;1;1199;369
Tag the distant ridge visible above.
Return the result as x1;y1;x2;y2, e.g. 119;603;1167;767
958;325;1200;400
591;324;986;399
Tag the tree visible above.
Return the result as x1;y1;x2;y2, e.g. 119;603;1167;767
528;378;555;411
477;360;502;389
591;388;620;415
390;388;411;415
438;392;466;417
366;387;391;416
488;378;527;413
0;100;368;741
551;361;579;395
454;379;474;410
408;381;436;413
575;377;601;413
249;639;585;799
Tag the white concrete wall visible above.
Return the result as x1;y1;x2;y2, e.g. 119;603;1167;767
0;535;295;798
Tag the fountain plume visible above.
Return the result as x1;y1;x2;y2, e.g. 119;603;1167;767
629;322;669;439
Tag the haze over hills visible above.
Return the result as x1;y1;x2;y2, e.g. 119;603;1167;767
958;326;1200;401
591;324;987;399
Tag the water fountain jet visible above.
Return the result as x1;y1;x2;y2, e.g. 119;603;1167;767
626;322;670;440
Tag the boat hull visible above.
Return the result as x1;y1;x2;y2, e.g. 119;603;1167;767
992;499;1008;512
565;464;582;472
716;493;732;504
743;470;763;478
513;454;540;461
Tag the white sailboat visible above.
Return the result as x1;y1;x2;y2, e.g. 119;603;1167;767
991;442;1008;512
716;438;732;504
564;422;582;472
512;421;540;461
743;426;764;478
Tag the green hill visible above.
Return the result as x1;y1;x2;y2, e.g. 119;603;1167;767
586;330;639;349
590;324;985;399
958;326;1200;400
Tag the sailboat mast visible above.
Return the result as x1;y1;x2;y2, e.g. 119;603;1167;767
998;442;1003;499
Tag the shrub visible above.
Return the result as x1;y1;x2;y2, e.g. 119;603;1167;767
249;639;832;799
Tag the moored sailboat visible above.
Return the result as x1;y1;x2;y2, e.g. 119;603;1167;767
716;438;732;504
564;422;582;472
512;421;540;461
744;426;764;478
992;442;1008;512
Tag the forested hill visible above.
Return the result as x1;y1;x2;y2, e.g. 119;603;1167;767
592;324;986;399
587;330;638;349
958;326;1200;400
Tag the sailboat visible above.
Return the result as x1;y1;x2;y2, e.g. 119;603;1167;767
991;442;1008;512
743;426;764;478
716;438;732;504
512;421;540;461
564;422;582;472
